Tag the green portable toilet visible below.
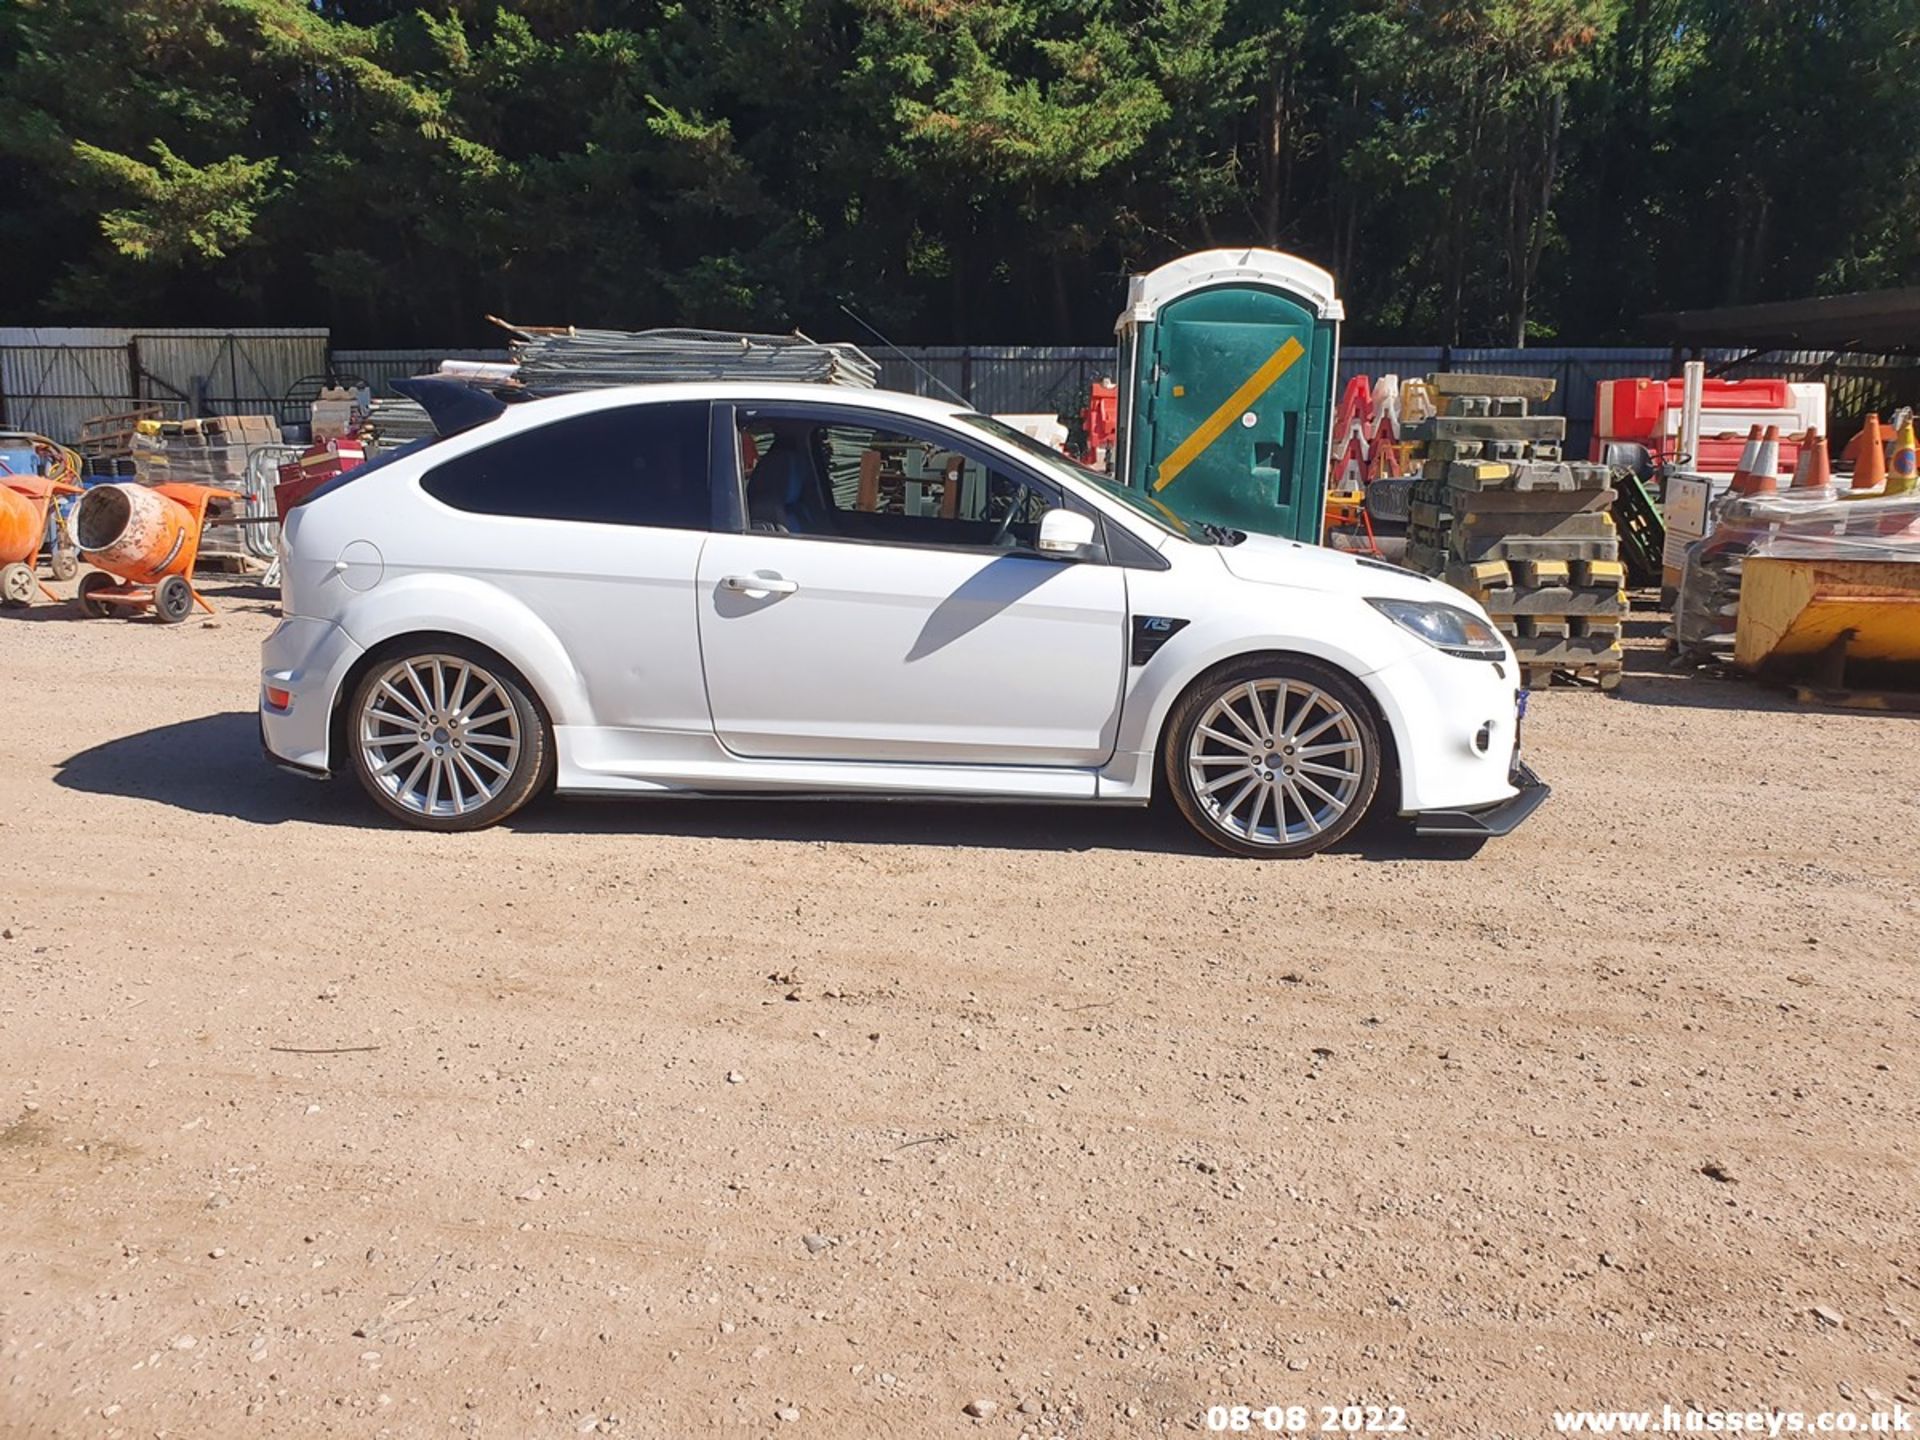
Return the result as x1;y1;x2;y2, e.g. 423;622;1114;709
1114;248;1342;543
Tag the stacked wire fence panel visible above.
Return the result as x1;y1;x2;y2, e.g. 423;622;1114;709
507;328;879;392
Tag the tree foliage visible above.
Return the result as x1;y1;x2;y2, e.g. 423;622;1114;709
2;0;1916;344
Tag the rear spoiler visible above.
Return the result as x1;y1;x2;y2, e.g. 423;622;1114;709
391;376;525;437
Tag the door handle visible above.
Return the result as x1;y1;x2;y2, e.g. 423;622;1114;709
722;573;799;597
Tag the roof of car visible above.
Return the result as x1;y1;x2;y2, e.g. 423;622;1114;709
492;381;973;431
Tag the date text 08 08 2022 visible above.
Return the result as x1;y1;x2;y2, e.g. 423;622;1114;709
1206;1404;1412;1434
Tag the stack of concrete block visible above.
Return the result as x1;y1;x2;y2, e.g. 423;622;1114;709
1406;373;1627;691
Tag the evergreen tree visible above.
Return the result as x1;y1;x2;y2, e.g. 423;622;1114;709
2;0;1915;344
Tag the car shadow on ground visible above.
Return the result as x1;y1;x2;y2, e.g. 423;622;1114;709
55;710;1490;860
55;710;370;827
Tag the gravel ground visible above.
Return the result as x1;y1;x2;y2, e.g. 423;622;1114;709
2;581;1917;1440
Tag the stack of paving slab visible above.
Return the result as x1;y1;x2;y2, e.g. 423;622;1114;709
130;414;283;487
1406;373;1627;691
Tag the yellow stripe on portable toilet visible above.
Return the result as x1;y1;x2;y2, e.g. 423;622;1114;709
1153;337;1306;492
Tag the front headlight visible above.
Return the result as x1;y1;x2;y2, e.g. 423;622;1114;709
1367;598;1507;660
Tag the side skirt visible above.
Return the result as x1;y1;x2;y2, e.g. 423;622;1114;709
554;725;1133;803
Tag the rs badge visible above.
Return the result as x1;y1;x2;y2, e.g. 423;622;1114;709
1131;615;1191;665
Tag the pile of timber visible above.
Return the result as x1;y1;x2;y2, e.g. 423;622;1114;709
1406;373;1627;691
76;405;168;473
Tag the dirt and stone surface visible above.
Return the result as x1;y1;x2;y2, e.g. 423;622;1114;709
2;582;1916;1439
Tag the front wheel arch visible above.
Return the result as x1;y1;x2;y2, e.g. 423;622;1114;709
1153;649;1402;824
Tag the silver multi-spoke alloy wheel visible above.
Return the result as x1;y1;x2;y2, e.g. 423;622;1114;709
1167;659;1380;857
1186;679;1363;846
357;654;524;820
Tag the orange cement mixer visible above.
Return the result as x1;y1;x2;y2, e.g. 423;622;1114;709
0;475;83;607
74;481;238;623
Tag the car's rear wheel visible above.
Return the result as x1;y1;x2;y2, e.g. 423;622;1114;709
348;644;550;831
1164;656;1380;858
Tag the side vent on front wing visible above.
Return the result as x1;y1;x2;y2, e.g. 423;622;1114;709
1130;615;1191;665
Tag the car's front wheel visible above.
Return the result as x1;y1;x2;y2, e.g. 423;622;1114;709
347;643;551;831
1164;656;1381;858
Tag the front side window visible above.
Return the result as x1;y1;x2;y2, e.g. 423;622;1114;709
422;401;711;529
955;413;1227;544
737;411;1063;551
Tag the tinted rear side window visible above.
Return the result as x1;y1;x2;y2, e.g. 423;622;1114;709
421;401;711;529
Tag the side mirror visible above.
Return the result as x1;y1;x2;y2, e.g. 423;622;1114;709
1035;507;1099;560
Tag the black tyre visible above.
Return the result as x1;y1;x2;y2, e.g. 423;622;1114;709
1163;655;1381;858
153;574;195;624
346;642;551;832
77;570;115;618
0;562;33;608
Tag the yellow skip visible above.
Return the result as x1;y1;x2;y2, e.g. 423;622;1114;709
1153;336;1306;492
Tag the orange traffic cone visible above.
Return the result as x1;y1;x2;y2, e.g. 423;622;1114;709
1851;414;1888;492
1758;424;1782;481
1730;424;1777;496
1726;424;1761;488
1789;430;1831;492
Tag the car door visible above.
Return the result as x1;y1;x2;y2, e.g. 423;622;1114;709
696;404;1128;767
410;399;718;734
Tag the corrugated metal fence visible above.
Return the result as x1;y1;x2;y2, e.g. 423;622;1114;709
6;330;1918;454
0;339;133;444
883;344;1920;453
878;346;1115;418
0;328;330;443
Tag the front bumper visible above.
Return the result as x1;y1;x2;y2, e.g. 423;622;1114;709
1367;639;1532;813
1409;761;1550;837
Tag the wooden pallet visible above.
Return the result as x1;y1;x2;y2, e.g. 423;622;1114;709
77;404;166;459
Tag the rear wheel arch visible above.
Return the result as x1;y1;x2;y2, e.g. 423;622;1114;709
328;631;556;780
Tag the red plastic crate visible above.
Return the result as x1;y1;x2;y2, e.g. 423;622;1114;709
274;439;365;519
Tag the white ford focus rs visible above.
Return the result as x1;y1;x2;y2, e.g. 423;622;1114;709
260;380;1546;856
